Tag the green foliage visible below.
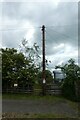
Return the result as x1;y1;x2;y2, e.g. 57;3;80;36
56;58;80;101
0;49;2;73
61;79;76;100
37;70;53;84
20;39;41;63
2;47;40;90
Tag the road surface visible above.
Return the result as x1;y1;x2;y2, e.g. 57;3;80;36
2;99;79;118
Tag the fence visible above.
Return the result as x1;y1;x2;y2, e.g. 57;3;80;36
45;83;61;95
2;83;62;95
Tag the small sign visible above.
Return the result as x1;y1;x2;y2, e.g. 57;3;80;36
43;79;46;84
14;84;18;87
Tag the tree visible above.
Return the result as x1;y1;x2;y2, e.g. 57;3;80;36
55;58;80;100
19;39;41;69
2;48;39;91
2;48;26;89
37;70;53;84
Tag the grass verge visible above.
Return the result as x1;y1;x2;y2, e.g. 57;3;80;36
2;93;64;101
2;113;79;118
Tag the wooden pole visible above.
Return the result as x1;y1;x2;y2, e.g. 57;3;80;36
42;25;46;95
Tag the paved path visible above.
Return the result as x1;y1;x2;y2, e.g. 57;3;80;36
2;99;78;117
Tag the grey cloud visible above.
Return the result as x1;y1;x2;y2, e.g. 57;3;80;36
2;2;77;25
2;2;21;19
1;2;78;67
2;2;78;28
2;30;26;48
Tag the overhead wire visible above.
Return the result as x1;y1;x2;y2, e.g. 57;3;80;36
0;24;77;49
45;26;75;54
0;24;77;32
0;24;75;47
0;26;41;31
45;30;65;58
46;30;60;46
46;27;74;40
46;23;78;28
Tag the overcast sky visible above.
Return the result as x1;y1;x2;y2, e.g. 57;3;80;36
0;0;79;71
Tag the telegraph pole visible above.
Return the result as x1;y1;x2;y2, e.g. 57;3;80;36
42;25;46;95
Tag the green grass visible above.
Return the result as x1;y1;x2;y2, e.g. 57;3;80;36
2;93;65;101
2;113;78;118
2;93;79;103
0;93;2;99
2;93;78;110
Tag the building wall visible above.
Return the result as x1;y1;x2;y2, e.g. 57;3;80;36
53;70;65;82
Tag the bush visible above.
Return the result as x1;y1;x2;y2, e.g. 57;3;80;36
61;79;76;101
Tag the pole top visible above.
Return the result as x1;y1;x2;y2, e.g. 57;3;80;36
42;25;45;27
42;25;45;31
